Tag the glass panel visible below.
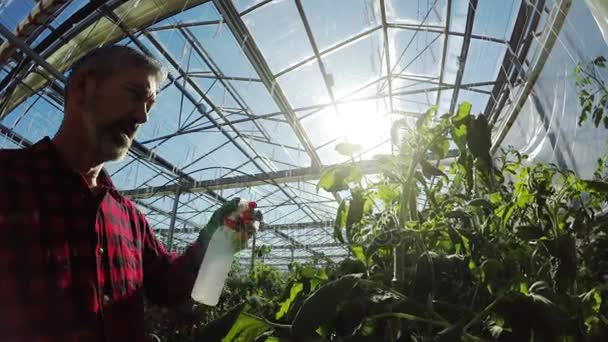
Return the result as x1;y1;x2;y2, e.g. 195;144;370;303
277;59;330;109
395;90;438;113
454;90;490;114
462;40;507;84
301;106;340;149
389;28;444;79
149;1;219;28
243;0;313;73
233;0;270;13
188;24;257;78
322;30;386;99
473;0;521;40
301;0;381;51
387;0;448;26
0;96;62;143
442;35;464;85
450;0;469;33
0;0;35;30
137;85;194;144
227;80;279;114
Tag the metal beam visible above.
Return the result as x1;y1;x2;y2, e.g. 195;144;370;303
153;220;335;234
274;25;382;78
488;0;545;124
166;187;182;250
483;0;534;117
122;159;382;199
249;254;348;261
435;0;451;108
379;0;394;114
448;0;478;114
179;27;270;142
388;23;508;45
0;123;32;147
213;0;323;170
247;242;343;250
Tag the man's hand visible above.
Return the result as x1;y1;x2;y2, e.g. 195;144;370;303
197;198;261;245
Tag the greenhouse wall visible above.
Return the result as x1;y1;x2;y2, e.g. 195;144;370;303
500;0;608;178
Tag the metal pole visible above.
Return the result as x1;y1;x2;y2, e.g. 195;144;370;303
167;186;182;250
0;23;67;83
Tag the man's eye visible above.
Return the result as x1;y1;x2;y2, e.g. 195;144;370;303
128;89;142;100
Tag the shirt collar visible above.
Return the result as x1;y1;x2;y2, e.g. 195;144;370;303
33;136;117;190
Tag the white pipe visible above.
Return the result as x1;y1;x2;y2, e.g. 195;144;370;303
491;0;573;154
0;0;72;65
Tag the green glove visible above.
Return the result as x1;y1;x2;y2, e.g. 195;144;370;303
198;197;241;242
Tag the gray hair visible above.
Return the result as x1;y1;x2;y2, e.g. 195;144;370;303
65;45;167;99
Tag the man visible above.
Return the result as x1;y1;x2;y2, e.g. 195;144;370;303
0;46;255;341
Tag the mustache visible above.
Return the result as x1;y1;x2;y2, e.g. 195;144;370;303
109;121;139;136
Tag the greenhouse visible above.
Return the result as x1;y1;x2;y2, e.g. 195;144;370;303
0;0;607;340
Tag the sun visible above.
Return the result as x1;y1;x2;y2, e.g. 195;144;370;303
335;99;392;152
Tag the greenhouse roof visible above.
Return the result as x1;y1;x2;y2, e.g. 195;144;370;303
0;0;606;269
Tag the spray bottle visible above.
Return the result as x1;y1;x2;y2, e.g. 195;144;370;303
191;200;261;306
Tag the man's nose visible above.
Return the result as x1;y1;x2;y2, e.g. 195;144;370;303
133;101;149;124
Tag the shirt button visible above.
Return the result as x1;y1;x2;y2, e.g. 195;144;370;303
99;247;105;255
103;295;111;307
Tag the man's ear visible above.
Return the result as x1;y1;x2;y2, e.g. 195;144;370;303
68;70;97;108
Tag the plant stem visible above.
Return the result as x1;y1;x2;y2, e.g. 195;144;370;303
364;312;451;328
463;292;507;333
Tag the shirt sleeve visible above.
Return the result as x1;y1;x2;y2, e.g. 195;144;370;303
138;213;209;306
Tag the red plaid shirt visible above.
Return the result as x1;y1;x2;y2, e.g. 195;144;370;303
0;137;207;341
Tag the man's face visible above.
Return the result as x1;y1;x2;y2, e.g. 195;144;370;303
77;66;157;162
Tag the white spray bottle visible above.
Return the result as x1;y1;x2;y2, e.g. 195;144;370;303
191;200;260;306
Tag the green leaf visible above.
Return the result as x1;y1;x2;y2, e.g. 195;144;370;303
467;114;492;161
335;142;362;157
593;107;603;127
593;56;606;67
430;137;450;159
453;101;472;123
276;282;304;320
264;338;279;342
467;198;494;212
334;201;348;243
584;180;608;193
445;209;472;222
351;245;367;265
421;160;446;179
481;259;502;283
198;303;246;341
346;189;366;241
222;313;271;342
514;225;544;240
378;184;399;205
416;105;437;128
317;165;362;192
451;124;468;152
292;274;361;337
489;192;502;204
